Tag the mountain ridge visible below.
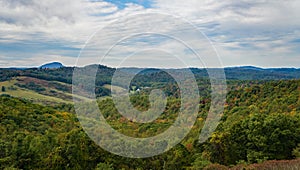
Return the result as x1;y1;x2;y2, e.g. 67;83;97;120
1;63;300;82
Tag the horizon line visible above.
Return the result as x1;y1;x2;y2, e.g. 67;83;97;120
1;62;300;70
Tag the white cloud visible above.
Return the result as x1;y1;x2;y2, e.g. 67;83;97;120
0;0;118;43
151;0;300;67
0;0;150;67
0;0;299;67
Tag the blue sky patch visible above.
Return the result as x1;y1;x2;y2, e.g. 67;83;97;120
0;40;80;58
104;0;152;9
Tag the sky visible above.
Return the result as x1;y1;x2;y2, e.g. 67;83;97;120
0;0;299;68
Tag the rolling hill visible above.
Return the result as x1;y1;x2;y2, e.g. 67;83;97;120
1;63;300;105
1;62;300;169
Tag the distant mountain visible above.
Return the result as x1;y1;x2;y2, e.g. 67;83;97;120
40;62;64;69
229;66;264;71
1;63;300;82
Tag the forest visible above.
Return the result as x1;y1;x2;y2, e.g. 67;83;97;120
1;65;300;169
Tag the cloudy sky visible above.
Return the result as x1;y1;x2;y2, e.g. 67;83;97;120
0;0;299;68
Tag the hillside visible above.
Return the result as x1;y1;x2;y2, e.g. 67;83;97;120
1;78;300;169
0;96;101;169
1;64;300;169
201;80;300;166
1;64;300;105
0;76;91;105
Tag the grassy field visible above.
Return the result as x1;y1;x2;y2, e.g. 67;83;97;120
103;84;127;94
0;77;92;105
0;78;70;104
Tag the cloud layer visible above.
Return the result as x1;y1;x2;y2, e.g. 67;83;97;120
0;0;299;67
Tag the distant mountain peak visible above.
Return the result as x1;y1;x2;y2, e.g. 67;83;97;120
40;62;64;69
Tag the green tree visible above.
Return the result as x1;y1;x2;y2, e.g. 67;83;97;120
95;163;114;170
207;113;300;165
292;144;300;158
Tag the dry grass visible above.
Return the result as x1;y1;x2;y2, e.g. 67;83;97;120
230;159;300;170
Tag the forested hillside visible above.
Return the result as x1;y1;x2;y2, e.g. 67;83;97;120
202;80;300;167
1;74;300;169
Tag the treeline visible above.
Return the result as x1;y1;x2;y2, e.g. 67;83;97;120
1;65;300;88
